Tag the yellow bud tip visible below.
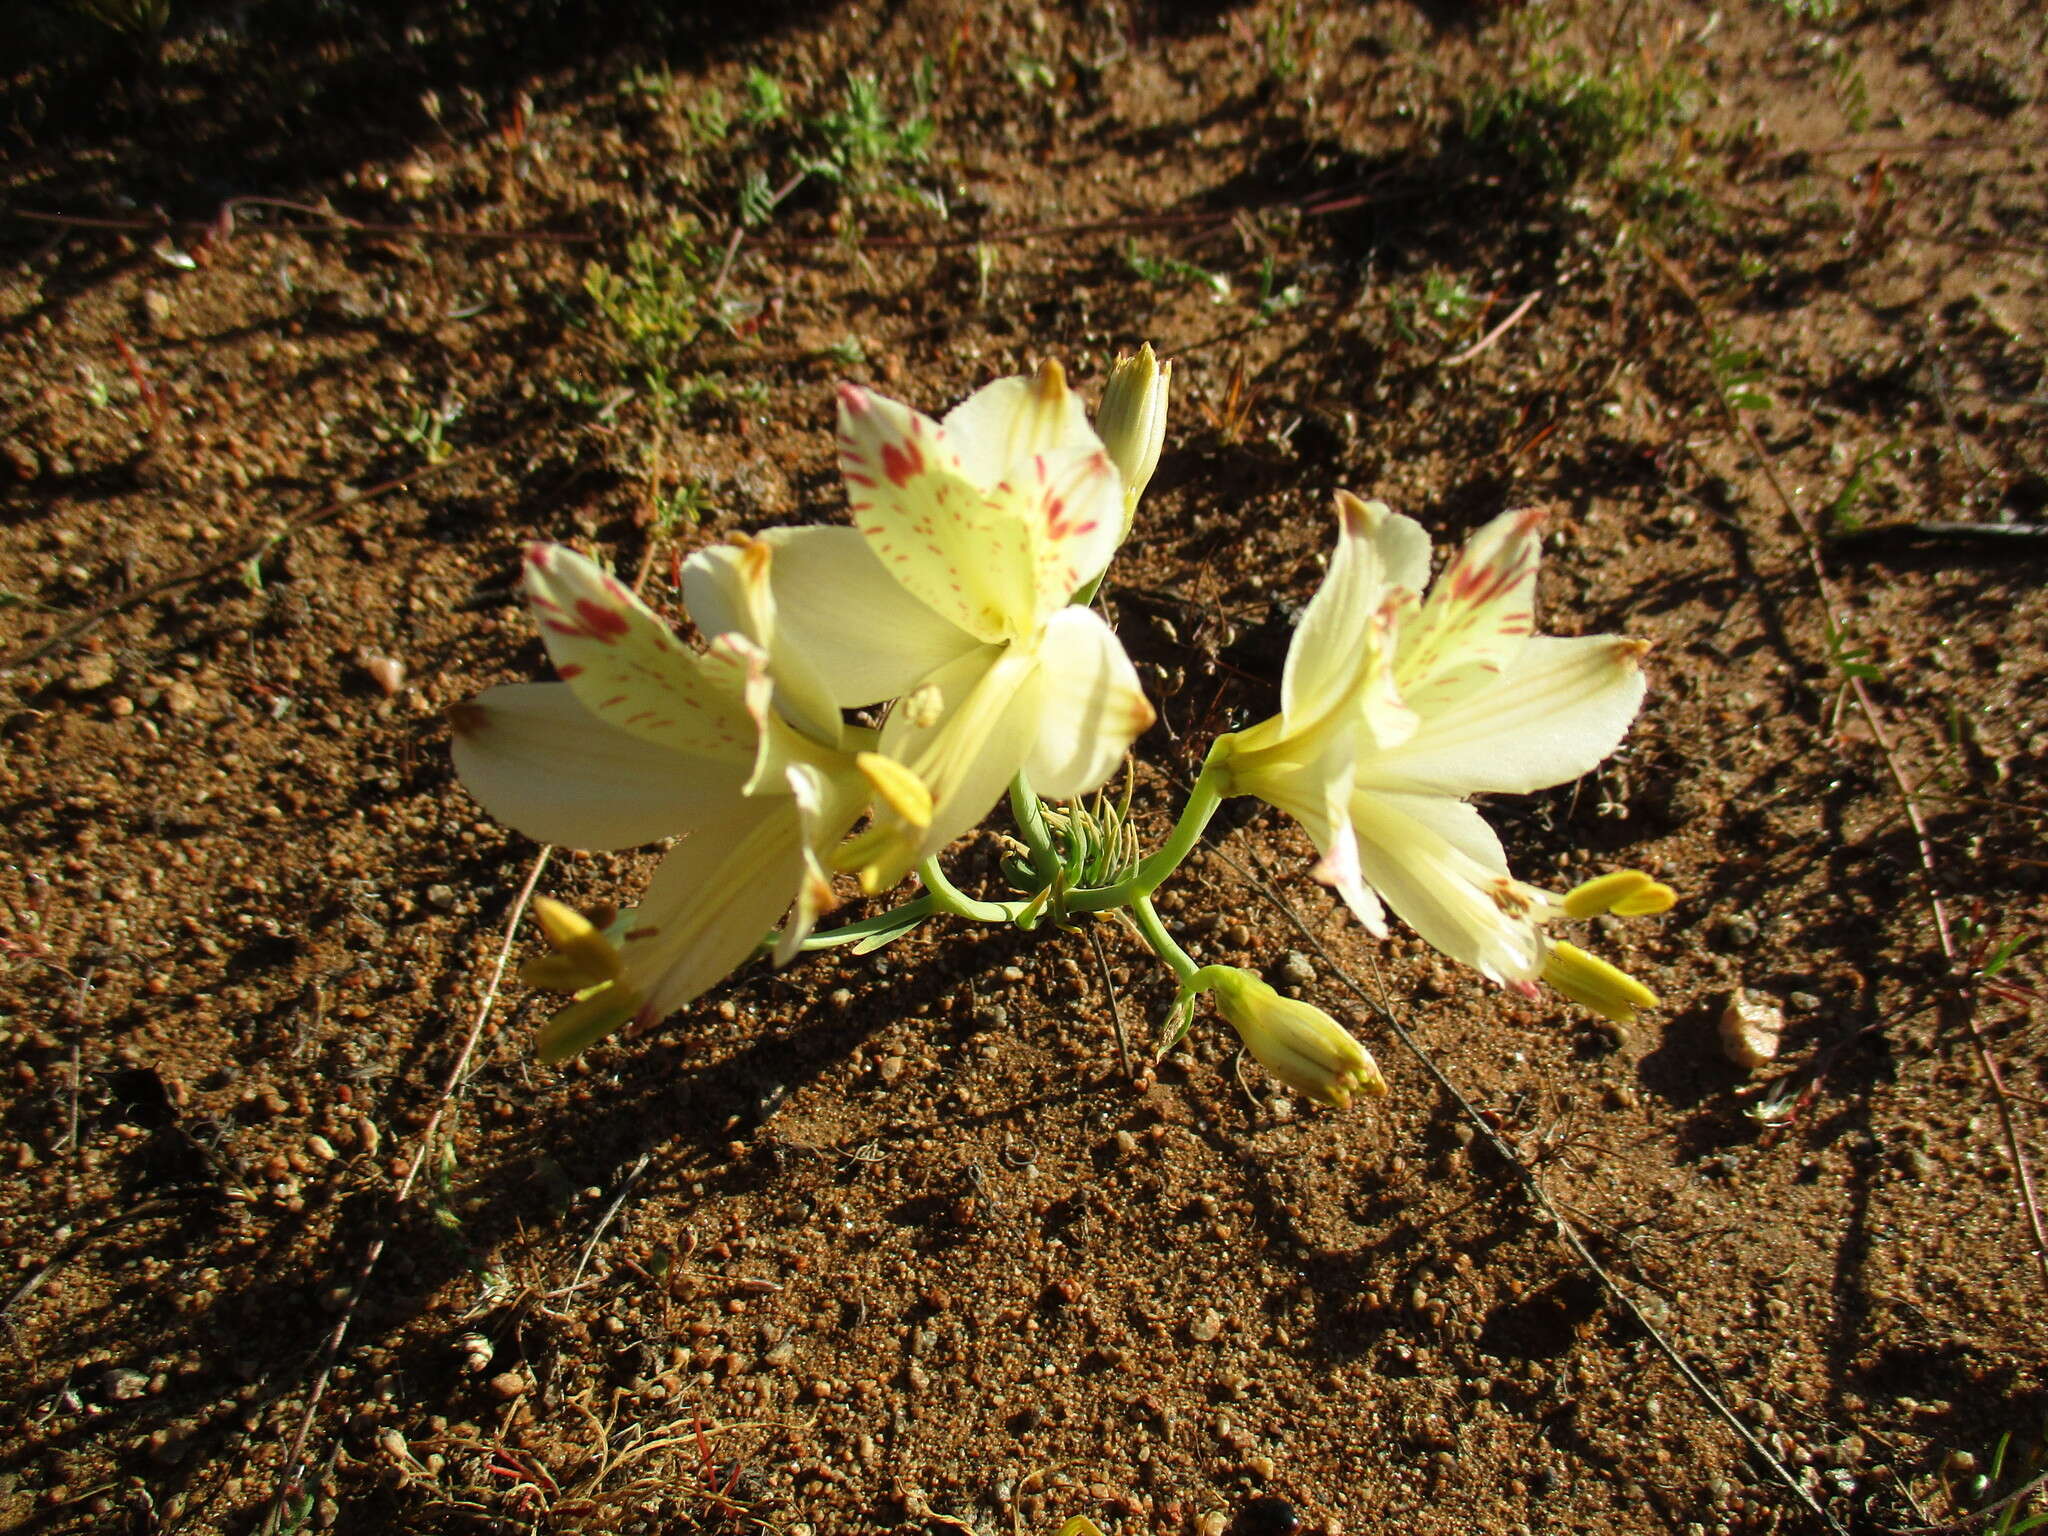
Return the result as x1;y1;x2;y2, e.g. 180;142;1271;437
855;751;934;831
1030;357;1069;403
1543;941;1659;1024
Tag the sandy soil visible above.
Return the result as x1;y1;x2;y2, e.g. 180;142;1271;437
2;1;2045;1533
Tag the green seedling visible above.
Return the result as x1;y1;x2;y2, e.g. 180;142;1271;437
1123;240;1230;301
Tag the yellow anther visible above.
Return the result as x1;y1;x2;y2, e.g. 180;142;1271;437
1561;869;1676;920
856;751;934;831
524;896;622;990
1542;941;1659;1024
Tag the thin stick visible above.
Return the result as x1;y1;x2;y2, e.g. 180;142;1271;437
262;847;552;1535
1212;841;1851;1536
1628;225;2048;1298
561;1151;652;1299
1085;920;1133;1080
15;201;599;245
1443;289;1543;366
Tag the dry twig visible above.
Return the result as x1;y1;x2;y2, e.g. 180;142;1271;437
261;847;552;1534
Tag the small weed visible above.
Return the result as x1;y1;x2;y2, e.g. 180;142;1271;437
582;217;711;387
737;170;779;229
804;71;938;204
1708;333;1772;414
1254;257;1304;321
1123;240;1230;301
688;91;731;143
1010;57;1057;94
649;478;714;538
78;364;112;412
1462;41;1692;187
1826;44;1872;132
1821;440;1899;536
739;67;787;127
1937;1422;2048;1535
821;335;867;370
398;394;464;466
68;0;169;34
1821;613;1882;683
1773;0;1847;22
1262;3;1304;83
1388;270;1480;343
619;65;674;100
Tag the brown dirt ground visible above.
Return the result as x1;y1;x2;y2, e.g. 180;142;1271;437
3;1;2046;1533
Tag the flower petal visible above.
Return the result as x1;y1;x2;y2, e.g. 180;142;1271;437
1356;635;1649;797
837;385;1036;643
1346;790;1547;983
1281;492;1420;747
939;360;1100;488
681;536;843;744
998;443;1125;621
1393;509;1546;716
771;759;869;965
520;542;756;759
1024;606;1155;797
758;526;979;707
450;682;748;849
858;642;1044;889
614;796;809;1024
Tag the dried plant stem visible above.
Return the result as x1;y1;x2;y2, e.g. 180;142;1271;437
1443;289;1543;366
1635;223;2048;1305
1214;840;1852;1536
1728;352;2048;1306
263;847;552;1534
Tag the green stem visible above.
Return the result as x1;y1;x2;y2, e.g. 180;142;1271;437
916;857;1016;924
1129;893;1199;986
1008;770;1062;884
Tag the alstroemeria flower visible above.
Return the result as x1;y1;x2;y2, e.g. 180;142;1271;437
1210;492;1651;992
757;361;1156;893
450;539;870;1059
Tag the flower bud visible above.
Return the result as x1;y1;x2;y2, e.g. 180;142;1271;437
1199;966;1385;1109
1095;343;1171;529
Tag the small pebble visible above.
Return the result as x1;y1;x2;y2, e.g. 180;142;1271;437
361;653;407;697
1189;1308;1225;1343
101;1367;150;1401
1277;951;1316;988
1719;988;1784;1072
1718;914;1760;949
66;654;117;693
487;1370;528;1399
